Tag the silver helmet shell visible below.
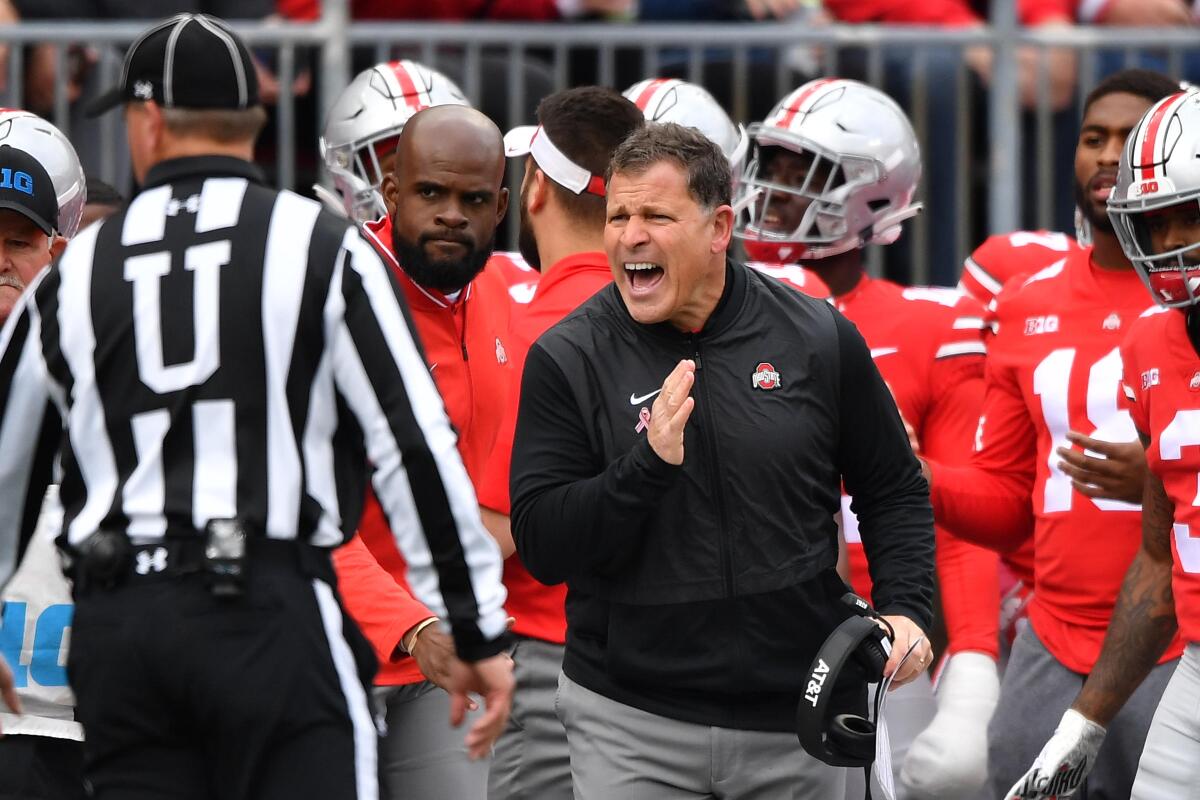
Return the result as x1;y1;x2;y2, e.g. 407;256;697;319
623;78;749;181
734;78;922;263
320;60;468;223
0;110;86;238
1108;88;1200;308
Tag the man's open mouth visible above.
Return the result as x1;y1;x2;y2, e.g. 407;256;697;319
625;262;665;294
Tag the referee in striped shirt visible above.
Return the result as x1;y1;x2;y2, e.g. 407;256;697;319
0;14;511;800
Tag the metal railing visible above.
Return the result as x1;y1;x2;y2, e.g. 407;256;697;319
0;3;1196;285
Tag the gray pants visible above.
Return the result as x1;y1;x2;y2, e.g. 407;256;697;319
1132;643;1200;800
987;624;1176;799
487;638;572;800
844;672;936;800
556;672;846;800
375;681;488;800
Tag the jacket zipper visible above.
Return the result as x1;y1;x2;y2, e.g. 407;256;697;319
690;337;733;599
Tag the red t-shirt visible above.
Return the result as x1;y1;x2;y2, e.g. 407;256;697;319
1123;308;1200;647
476;251;613;644
333;217;516;685
931;247;1185;672
830;277;1000;657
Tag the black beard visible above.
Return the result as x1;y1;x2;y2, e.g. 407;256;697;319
391;224;493;294
518;209;541;271
517;181;541;271
1074;180;1114;236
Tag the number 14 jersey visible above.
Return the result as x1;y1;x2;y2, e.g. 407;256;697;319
933;246;1184;672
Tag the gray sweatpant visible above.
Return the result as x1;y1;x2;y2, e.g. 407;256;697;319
375;682;488;800
1132;643;1200;800
556;672;846;800
986;623;1176;799
487;638;571;800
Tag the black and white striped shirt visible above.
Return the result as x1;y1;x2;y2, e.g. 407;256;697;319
0;156;507;658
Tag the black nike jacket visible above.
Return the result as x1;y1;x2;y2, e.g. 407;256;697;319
510;259;934;732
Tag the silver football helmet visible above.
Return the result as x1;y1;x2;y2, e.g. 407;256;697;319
0;110;85;238
1108;88;1200;308
623;78;749;181
734;78;922;263
319;60;468;223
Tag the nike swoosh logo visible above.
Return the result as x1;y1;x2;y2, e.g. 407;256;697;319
629;389;662;405
869;347;898;359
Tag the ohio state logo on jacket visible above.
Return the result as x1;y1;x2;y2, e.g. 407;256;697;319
752;362;781;390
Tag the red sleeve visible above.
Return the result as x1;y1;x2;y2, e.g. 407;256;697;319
929;354;1037;551
1120;338;1150;437
922;355;1001;659
331;532;436;667
822;0;980;25
352;0;559;19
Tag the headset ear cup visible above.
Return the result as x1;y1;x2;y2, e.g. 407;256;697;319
829;713;877;764
855;637;889;679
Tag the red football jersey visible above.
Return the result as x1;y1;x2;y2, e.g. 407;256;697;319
832;276;1001;657
932;247;1185;672
1122;308;1200;647
747;261;831;299
959;230;1081;307
489;250;539;306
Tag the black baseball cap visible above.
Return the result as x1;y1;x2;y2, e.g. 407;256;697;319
0;145;59;236
87;13;259;118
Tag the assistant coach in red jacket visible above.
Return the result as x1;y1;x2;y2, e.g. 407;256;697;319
330;104;516;800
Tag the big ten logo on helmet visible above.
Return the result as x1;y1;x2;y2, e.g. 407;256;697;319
0;167;35;196
0;602;73;688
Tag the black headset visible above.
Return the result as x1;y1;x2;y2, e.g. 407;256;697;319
796;593;894;769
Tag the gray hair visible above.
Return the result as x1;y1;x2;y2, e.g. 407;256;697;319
607;122;732;211
160;106;268;144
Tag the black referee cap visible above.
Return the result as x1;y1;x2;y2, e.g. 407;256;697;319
0;145;59;236
87;13;259;117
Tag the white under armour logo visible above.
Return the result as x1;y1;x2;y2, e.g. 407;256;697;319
135;547;168;575
165;194;201;217
133;80;153;100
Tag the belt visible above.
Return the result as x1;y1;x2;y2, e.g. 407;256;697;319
68;533;334;592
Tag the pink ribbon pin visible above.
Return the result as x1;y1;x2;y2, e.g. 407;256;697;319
635;407;651;433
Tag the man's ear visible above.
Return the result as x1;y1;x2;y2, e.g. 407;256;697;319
710;204;734;254
381;173;399;218
496;186;509;227
49;235;68;260
143;100;166;156
527;167;548;214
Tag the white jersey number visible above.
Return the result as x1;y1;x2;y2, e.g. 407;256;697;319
1159;409;1200;573
1032;347;1140;513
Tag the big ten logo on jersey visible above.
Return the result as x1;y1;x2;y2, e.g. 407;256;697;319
1143;368;1160;391
0;167;34;195
0;602;72;688
1034;346;1139;513
1025;315;1059;336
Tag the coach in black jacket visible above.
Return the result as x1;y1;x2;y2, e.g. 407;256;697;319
510;122;935;798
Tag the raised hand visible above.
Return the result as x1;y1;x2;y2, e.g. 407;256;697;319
648;359;696;466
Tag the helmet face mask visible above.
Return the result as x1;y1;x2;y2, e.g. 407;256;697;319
733;79;921;264
1108;89;1200;308
320;60;468;223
